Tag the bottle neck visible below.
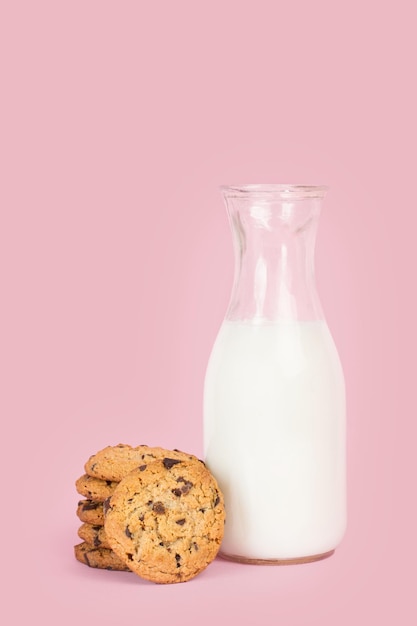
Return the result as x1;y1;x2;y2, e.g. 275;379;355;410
224;192;324;322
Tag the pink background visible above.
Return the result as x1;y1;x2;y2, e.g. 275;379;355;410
1;1;416;624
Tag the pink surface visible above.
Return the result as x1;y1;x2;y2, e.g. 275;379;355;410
1;1;415;624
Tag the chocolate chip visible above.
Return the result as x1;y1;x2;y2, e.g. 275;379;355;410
93;525;101;531
159;542;164;546
214;495;220;507
147;500;153;506
93;535;101;547
106;480;112;486
103;498;111;514
127;553;134;561
82;501;100;511
163;458;182;470
125;526;133;538
180;480;193;494
192;542;199;551
153;502;165;514
175;553;181;567
139;464;147;471
174;477;193;495
176;519;186;525
199;508;206;513
171;488;182;497
138;514;145;522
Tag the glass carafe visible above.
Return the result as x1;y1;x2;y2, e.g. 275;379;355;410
203;184;346;564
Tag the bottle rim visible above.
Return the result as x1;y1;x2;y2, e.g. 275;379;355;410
221;184;328;199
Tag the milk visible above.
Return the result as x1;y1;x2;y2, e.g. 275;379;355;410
203;319;346;561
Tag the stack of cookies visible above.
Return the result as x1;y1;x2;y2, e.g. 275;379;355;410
74;444;226;583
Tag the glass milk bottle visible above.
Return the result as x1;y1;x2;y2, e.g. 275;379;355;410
203;184;346;564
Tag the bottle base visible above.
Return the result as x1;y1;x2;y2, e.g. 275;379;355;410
218;549;335;565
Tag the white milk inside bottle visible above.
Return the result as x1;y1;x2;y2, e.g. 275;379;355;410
204;319;346;561
203;184;347;563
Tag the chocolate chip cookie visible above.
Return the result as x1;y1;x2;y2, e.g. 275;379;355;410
84;444;200;482
74;542;131;571
77;523;111;549
104;456;225;584
76;499;105;525
75;474;118;502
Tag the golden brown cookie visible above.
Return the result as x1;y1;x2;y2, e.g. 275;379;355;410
76;499;105;525
77;523;111;549
104;456;225;584
84;443;200;482
74;542;131;571
75;474;118;502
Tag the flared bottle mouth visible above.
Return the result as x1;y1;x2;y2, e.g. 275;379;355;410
221;184;328;199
